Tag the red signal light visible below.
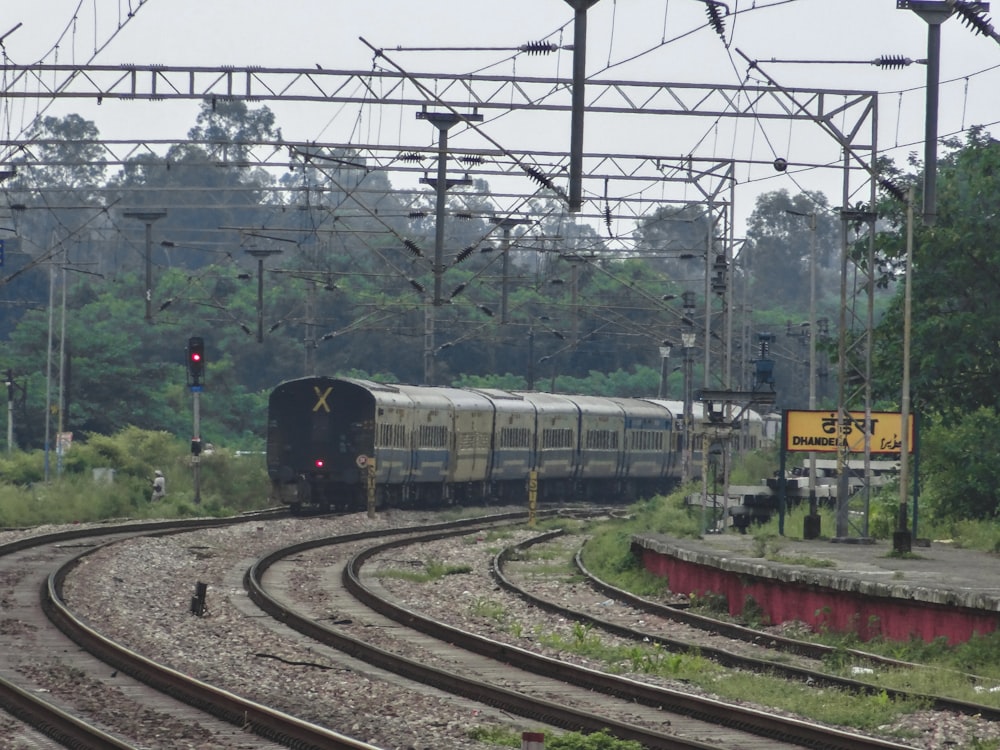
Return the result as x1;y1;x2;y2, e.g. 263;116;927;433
314;459;325;469
186;337;205;384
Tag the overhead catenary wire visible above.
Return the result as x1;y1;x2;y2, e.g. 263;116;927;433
379;41;570;55
756;55;928;68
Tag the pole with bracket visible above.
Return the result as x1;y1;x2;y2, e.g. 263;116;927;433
564;0;599;213
418;108;482;384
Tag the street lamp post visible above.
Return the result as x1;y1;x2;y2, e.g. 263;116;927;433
787;208;821;538
681;291;697;484
123;210;167;323
681;331;697;483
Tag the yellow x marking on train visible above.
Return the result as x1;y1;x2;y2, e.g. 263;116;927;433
312;386;332;412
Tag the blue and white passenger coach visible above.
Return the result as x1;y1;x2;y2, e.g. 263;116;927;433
267;376;687;513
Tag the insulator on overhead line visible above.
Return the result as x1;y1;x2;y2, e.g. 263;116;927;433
403;239;422;257
701;0;729;40
408;211;427;218
879;177;908;204
453;246;475;265
408;279;425;293
450;283;467;298
952;1;995;36
522;165;553;189
873;55;915;69
460;154;486;166
400;152;423;162
519;40;558;55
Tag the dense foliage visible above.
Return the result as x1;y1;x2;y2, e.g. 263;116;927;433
2;103;1000;523
870;128;1000;520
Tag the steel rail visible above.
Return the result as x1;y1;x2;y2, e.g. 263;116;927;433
495;530;1000;721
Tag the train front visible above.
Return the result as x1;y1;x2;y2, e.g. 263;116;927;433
266;376;376;512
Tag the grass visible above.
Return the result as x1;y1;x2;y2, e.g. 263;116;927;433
513;541;582;581
532;606;929;733
375;558;473;583
467;726;643;750
0;428;272;527
575;490;1000;734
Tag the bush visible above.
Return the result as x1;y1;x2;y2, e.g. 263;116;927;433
0;427;270;527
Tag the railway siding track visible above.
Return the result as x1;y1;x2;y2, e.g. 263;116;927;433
492;529;1000;721
250;519;918;750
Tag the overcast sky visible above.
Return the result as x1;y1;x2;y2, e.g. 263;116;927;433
3;0;999;235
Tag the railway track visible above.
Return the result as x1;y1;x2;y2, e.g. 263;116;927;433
19;506;582;749
9;508;990;749
248;519;920;750
0;510;379;749
493;529;1000;721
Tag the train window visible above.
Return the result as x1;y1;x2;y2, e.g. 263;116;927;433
418;424;448;448
629;430;665;451
500;426;530;448
585;430;618;449
542;428;573;449
377;424;406;448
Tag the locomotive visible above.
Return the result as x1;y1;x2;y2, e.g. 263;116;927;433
266;375;766;513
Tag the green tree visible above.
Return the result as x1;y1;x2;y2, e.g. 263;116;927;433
868;127;1000;521
743;189;840;313
920;408;1000;521
871;128;1000;421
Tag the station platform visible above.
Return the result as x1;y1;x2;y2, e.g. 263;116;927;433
631;532;1000;645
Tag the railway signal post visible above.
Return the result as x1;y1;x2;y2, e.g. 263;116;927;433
186;337;205;504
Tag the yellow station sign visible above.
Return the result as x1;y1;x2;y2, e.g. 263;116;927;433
785;410;914;454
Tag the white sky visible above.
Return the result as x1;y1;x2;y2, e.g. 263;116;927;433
3;0;999;237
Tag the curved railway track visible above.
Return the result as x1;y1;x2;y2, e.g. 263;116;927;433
492;529;1000;721
0;510;379;749
247;518;919;750
6;506;576;749
6;508;990;749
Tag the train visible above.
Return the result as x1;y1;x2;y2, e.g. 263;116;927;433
266;375;770;513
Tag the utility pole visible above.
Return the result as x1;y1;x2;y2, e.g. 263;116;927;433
491;216;534;324
418;108;481;384
895;186;916;554
245;248;283;343
898;1;965;226
123;210;167;322
564;0;600;212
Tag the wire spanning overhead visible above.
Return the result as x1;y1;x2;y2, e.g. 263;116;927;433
380;40;570;55
754;55;928;68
